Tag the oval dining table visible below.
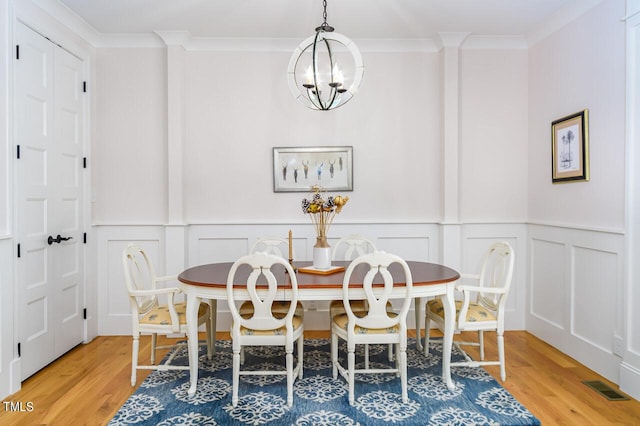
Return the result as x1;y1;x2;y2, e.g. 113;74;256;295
178;260;460;397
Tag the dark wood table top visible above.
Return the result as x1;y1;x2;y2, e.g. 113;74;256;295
178;260;459;289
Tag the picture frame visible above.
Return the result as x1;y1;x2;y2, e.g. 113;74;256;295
273;146;353;192
551;109;589;183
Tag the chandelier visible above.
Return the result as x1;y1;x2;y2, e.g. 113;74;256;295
287;0;364;111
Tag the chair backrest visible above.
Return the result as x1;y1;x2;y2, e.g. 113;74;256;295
332;234;376;261
227;252;298;332
250;236;291;259
122;244;160;315
342;251;413;332
475;241;515;312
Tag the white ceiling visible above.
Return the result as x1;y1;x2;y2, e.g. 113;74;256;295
54;0;593;41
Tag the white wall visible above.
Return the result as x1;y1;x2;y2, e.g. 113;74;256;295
527;0;634;393
93;48;166;224
460;48;528;222
528;0;625;230
93;48;443;225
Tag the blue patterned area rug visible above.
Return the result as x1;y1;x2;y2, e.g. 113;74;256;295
110;338;540;425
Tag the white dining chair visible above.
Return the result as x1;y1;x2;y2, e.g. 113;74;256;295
249;236;294;259
122;244;213;386
329;235;394;365
331;250;413;405
239;237;304;363
227;252;304;407
424;241;515;381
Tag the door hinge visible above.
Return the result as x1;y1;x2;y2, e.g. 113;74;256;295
83;232;87;244
17;243;21;258
83;81;87;93
83;308;87;320
17;343;21;357
17;145;20;159
16;45;19;60
83;157;87;169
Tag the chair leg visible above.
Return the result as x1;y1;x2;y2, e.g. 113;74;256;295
150;333;157;364
331;332;338;379
479;330;485;360
297;336;304;379
388;343;394;362
286;351;294;407
399;345;408;403
348;347;355;406
131;335;140;387
364;344;370;369
423;316;431;356
415;297;424;351
232;348;240;407
395;343;400;376
206;301;215;359
497;332;506;381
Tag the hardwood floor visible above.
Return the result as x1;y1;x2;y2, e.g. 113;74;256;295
1;330;639;425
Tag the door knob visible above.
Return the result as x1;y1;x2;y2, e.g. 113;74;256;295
47;234;73;245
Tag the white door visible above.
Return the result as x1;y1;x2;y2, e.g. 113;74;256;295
15;23;86;379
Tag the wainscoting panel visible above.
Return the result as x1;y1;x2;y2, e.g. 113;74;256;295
377;236;431;261
461;224;527;330
572;246;618;352
96;226;166;335
530;238;566;330
527;224;624;383
96;222;528;334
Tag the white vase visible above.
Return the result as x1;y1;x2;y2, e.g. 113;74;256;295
313;246;331;269
313;236;331;269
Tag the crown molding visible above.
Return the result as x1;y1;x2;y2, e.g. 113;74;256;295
104;34;441;52
462;35;528;50
30;0;101;45
437;32;471;49
25;0;555;52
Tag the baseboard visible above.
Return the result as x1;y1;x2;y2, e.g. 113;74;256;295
619;361;640;400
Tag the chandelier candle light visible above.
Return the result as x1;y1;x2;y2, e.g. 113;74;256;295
287;0;364;111
302;185;349;269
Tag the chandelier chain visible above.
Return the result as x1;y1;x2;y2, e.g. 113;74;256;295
322;0;328;26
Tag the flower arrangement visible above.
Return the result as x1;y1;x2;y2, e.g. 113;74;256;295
301;185;349;247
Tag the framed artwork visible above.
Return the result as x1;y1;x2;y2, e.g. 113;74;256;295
273;146;353;192
551;109;589;183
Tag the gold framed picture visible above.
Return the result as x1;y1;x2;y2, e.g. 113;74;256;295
551;109;589;183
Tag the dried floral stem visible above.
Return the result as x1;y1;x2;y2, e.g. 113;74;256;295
301;186;348;242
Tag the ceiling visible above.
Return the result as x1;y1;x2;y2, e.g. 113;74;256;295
54;0;587;41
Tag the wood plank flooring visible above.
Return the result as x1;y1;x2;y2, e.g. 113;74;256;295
1;330;639;425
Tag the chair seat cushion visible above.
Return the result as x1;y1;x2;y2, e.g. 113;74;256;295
237;314;304;335
332;312;399;334
140;302;208;325
426;299;497;322
239;300;304;316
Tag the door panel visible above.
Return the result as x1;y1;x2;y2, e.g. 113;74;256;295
52;41;84;358
16;22;55;379
15;22;85;379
